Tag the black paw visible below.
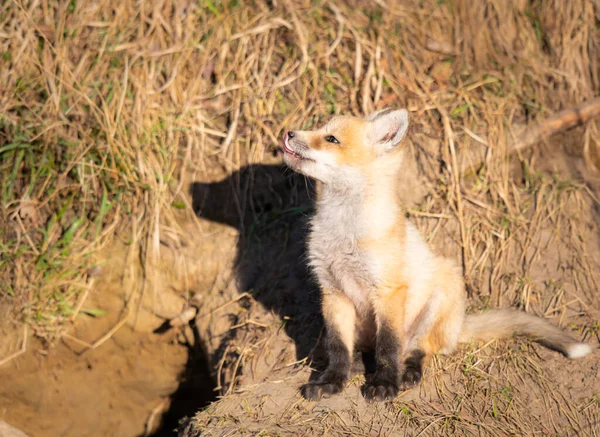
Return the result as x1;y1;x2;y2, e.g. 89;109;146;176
400;349;425;389
400;366;422;389
363;379;399;401
300;373;346;400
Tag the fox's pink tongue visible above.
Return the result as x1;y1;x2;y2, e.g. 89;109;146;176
283;136;294;155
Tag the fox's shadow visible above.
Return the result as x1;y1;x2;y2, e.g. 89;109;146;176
191;163;323;362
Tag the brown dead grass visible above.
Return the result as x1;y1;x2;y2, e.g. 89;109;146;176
1;0;599;435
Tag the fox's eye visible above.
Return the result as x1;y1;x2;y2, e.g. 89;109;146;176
324;135;340;144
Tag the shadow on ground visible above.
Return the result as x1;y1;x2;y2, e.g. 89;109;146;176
190;163;323;361
147;163;327;435
145;318;216;437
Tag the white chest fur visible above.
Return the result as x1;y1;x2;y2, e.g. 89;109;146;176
307;187;377;315
307;179;436;322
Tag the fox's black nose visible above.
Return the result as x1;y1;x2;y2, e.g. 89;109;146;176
287;131;295;139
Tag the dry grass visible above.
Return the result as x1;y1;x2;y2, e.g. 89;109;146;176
0;0;599;434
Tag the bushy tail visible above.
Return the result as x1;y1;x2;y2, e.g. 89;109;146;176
459;309;593;359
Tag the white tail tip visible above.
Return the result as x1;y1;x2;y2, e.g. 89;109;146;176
566;343;593;359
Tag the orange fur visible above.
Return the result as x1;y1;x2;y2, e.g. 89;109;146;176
321;290;356;354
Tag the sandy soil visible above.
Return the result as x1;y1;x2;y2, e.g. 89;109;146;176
0;244;216;437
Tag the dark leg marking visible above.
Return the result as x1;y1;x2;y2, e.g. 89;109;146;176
361;351;377;375
363;322;402;402
401;349;425;389
301;327;350;400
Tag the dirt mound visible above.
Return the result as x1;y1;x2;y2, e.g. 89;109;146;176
0;239;218;437
0;304;215;437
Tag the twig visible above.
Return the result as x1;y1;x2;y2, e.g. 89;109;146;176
169;307;198;328
11;211;40;255
230;319;269;330
461;97;600;174
196;292;251;319
230;18;292;41
71;278;95;322
144;400;168;436
221;99;241;154
322;5;345;58
582;185;600;206
226;346;245;396
462;126;489;146
442;112;469;278
215;343;231;392
407;209;452;219
284;357;308;368
0;324;28;367
75;307;132;354
361;59;375;115
63;333;94;349
514;97;600;150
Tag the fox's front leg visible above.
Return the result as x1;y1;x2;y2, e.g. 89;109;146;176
364;286;407;401
301;290;356;400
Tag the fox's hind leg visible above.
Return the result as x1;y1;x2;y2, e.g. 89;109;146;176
400;297;439;390
301;290;356;400
401;306;458;389
428;259;465;356
401;259;466;389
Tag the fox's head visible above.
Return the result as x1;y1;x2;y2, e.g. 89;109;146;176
281;109;410;184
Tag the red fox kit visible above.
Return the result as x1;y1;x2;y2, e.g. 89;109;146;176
282;109;593;401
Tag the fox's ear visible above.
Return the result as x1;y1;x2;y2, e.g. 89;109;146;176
366;108;395;121
366;109;409;153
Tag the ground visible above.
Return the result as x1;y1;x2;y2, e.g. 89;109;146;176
0;1;599;436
